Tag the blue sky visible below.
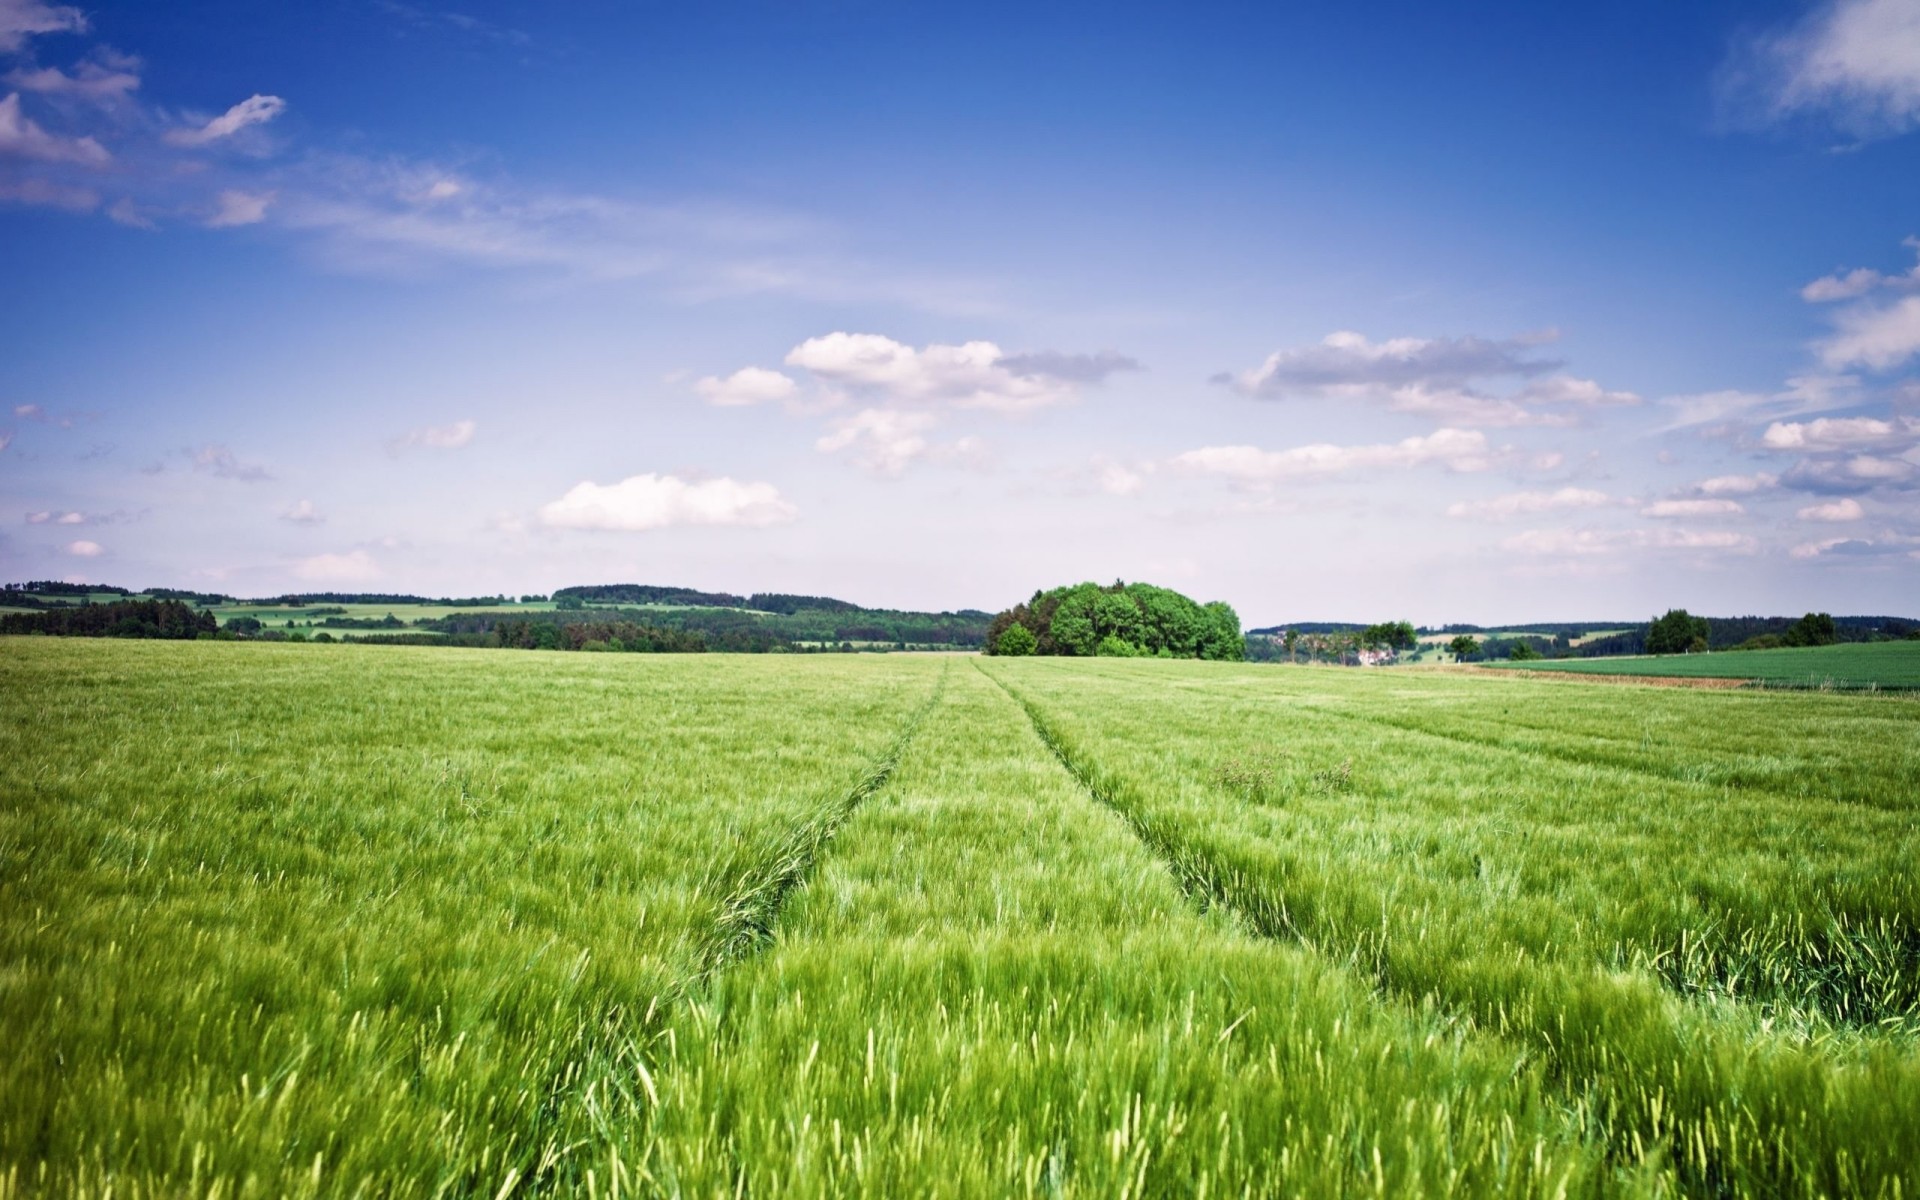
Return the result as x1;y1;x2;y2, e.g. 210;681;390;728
3;0;1919;624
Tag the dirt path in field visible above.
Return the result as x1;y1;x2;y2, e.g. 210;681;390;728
1423;664;1753;689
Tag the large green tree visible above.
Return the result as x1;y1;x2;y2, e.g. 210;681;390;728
1646;608;1711;655
983;581;1243;660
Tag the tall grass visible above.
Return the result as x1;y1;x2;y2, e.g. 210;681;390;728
0;640;937;1197
638;663;1614;1197
6;640;1916;1196
985;657;1920;1197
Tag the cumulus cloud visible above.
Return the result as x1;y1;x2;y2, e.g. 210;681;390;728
205;188;272;228
1173;428;1500;483
0;0;85;53
783;332;1102;412
1641;498;1745;518
163;93;286;147
389;419;476;452
191;443;270;481
1446;487;1612;521
1217;330;1635;428
815;408;936;476
1686;472;1779;496
1799;497;1865;521
1818;294;1920;371
1783;452;1918;493
63;538;100;557
538;472;797;531
280;498;323;524
1759;415;1910;450
1729;0;1920;137
294;549;381;582
0;91;108;163
696;366;796;407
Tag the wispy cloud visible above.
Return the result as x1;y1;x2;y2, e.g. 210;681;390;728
388;419;476;452
1216;330;1636;428
1723;0;1920;139
190;443;271;481
163;93;286;148
293;549;381;582
1446;487;1611;521
0;0;86;54
1173;428;1503;483
279;498;324;525
0;91;108;162
538;473;797;532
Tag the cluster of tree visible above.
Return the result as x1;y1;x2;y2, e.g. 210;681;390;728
983;582;1242;659
491;618;707;652
1646;609;1713;655
0;599;216;639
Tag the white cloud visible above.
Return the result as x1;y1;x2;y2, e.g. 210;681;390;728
0;0;85;53
0;176;97;211
1760;416;1908;450
1217;330;1635;428
1502;527;1755;557
696;366;796;407
815;408;939;476
1738;0;1920;137
1656;390;1772;432
1818;294;1920;370
64;538;101;557
1095;459;1145;497
1173;428;1499;483
0;91;108;163
1799;497;1865;521
1689;472;1779;496
4;54;140;102
294;549;381;583
191;443;270;481
1641;498;1745;518
1784;452;1919;492
0;432;10;453
784;332;1077;412
538;472;797;531
1803;266;1888;302
163;93;286;147
53;510;82;524
205;188;273;228
389;419;476;452
280;498;323;525
1446;487;1611;521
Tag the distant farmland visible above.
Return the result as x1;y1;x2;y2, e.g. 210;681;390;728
3;640;1916;1197
1490;639;1920;688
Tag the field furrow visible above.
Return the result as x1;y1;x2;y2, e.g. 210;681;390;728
0;641;938;1199
635;663;1621;1197
985;658;1920;1198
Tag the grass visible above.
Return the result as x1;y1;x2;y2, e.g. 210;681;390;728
1489;640;1920;688
3;639;1916;1196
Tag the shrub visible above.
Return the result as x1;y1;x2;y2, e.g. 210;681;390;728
995;624;1038;656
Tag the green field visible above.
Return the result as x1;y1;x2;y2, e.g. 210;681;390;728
1491;640;1920;688
3;642;1916;1197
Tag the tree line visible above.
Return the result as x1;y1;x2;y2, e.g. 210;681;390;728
0;599;215;639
